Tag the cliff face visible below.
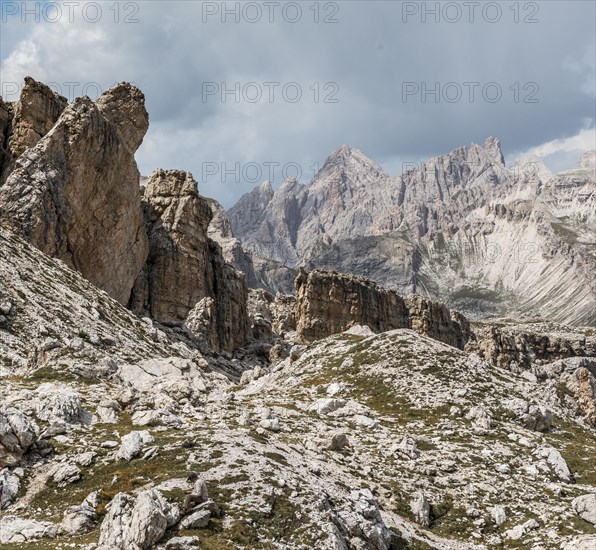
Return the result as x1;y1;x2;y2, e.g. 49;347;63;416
403;295;471;351
131;170;214;324
294;269;470;350
294;269;410;343
0;82;149;305
130;169;250;352
208;199;260;289
0;98;14;182
209;198;298;295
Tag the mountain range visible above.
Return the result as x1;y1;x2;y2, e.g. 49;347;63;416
227;140;596;326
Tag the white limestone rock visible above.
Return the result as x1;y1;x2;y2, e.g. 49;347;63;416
116;431;155;461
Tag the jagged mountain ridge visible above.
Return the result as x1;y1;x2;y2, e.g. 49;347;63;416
228;140;596;326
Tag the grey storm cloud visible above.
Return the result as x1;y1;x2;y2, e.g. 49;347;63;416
1;0;594;207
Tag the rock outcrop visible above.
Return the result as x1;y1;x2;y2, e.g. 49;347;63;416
0;82;149;305
470;323;596;371
209;196;297;294
130;169;250;352
0;77;67;184
561;366;596;426
208;199;260;288
131;169;214;323
295;269;409;343
294;269;470;349
0;516;56;544
404;295;471;350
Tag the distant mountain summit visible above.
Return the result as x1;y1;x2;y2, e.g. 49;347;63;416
228;140;596;326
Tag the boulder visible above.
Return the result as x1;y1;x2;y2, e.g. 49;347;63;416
327;432;349;452
410;491;430;527
117;357;207;402
491;505;507;526
179;510;211;530
309;398;347;415
501;398;552;431
0;468;21;508
117;431;155;461
51;463;81;486
572;494;596;525
60;504;97;535
335;489;393;549
393;436;420;460
524;404;552;432
0;406;37;466
466;405;492;430
98;489;178;550
131;409;183;428
96;400;121;424
75;451;96;467
0;516;57;544
163;536;202;549
35;384;90;425
534;445;573;483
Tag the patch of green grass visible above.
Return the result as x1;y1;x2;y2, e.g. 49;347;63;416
551;222;578;244
430;497;474;539
26;365;98;385
197;488;319;549
263;451;288;466
416;439;437;451
557;514;596;536
29;445;190;521
545;417;596;486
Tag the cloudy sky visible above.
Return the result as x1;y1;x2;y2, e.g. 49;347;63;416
1;0;595;207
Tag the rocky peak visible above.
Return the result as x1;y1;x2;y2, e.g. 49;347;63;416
577;150;596;171
0;76;67;184
257;179;274;195
208;198;234;240
144;168;202;202
95;82;149;152
483;136;505;166
311;144;388;190
510;154;552;183
0;87;148;306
